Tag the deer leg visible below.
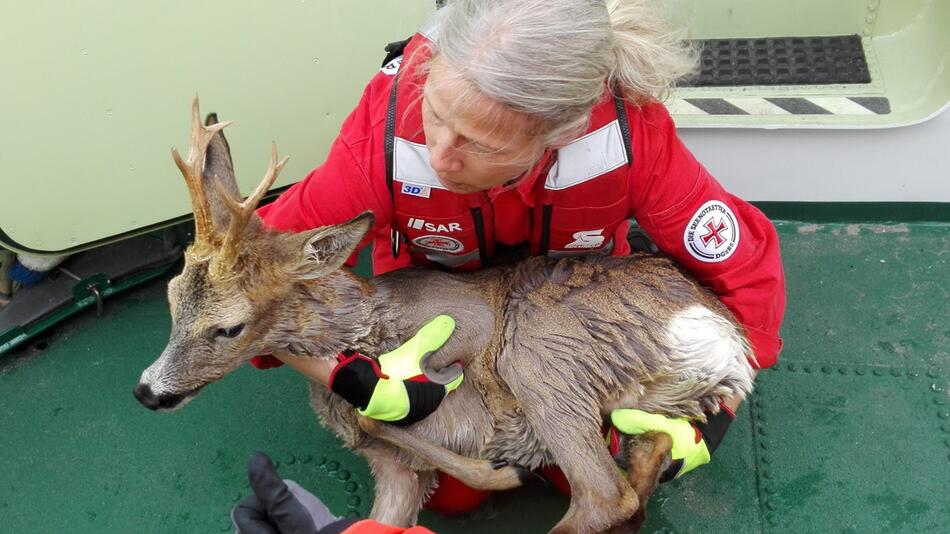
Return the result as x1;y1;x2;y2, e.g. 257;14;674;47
357;416;540;490
498;377;638;532
523;413;638;534
611;432;673;533
359;444;436;527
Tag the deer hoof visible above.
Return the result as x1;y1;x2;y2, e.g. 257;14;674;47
490;459;547;487
357;415;383;435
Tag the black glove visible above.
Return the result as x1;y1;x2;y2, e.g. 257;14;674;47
231;453;355;534
328;315;463;426
608;404;736;482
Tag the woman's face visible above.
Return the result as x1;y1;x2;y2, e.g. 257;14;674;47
422;57;543;194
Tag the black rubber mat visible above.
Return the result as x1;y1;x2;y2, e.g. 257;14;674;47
686;35;871;87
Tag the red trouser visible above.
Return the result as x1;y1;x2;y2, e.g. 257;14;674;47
424;467;572;516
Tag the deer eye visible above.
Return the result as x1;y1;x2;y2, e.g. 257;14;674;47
215;324;245;339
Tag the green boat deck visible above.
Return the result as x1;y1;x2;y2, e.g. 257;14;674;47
1;220;948;533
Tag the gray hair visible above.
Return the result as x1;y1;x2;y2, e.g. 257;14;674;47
431;0;697;146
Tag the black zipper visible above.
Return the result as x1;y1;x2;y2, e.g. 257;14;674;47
471;207;489;266
538;204;553;255
613;93;633;168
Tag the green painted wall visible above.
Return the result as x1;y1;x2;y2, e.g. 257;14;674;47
1;1;947;253
0;0;435;253
668;0;873;38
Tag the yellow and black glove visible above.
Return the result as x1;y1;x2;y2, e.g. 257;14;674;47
329;315;463;426
608;404;736;482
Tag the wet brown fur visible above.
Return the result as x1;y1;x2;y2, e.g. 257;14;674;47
138;106;755;533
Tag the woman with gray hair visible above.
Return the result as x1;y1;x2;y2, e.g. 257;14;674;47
252;0;785;515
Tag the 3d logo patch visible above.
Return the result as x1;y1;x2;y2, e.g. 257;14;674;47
684;201;740;263
401;182;431;198
412;235;464;253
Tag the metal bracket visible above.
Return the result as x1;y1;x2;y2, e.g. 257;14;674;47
61;268;110;316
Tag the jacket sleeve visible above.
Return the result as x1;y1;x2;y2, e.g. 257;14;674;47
256;80;393;239
256;136;388;235
628;103;786;368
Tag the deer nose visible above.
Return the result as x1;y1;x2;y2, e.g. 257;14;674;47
134;383;185;411
134;383;160;410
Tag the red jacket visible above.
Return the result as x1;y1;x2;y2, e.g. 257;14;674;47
343;520;434;534
382;36;635;272
257;33;785;368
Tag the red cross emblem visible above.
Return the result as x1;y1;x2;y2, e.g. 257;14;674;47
700;218;728;248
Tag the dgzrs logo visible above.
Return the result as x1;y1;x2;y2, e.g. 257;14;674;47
683;200;740;263
412;235;464;253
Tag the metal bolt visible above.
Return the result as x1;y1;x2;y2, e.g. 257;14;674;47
804;365;814;374
838;367;849;375
787;363;797;372
891;368;903;377
855;367;867;376
822;366;833;374
345;481;358;493
873;368;885;377
928;368;939;378
338;470;352;481
326;460;340;471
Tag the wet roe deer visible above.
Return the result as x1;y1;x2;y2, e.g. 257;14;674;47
135;99;754;533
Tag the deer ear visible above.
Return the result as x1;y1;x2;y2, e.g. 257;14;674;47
202;112;240;232
298;212;375;279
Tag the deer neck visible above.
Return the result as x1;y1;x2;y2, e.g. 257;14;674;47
269;270;396;359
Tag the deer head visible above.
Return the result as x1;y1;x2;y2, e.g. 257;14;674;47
134;97;373;411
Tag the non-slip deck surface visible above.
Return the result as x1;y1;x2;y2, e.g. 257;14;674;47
686;35;871;87
1;221;947;533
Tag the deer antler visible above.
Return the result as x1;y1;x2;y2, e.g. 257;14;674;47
213;142;290;271
171;96;233;247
